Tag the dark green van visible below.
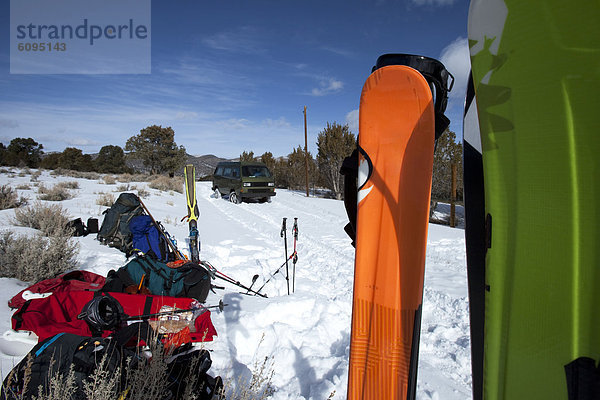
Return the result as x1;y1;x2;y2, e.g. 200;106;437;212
211;161;276;204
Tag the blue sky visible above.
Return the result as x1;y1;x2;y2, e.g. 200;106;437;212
1;0;470;159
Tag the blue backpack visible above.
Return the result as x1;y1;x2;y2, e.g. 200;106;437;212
129;215;171;261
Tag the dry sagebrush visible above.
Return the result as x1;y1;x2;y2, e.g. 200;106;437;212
13;201;71;236
0;230;79;282
0;185;28;210
37;183;74;201
148;176;184;194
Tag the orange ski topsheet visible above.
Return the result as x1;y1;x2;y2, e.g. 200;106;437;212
348;65;435;400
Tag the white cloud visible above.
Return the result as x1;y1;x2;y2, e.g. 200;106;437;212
439;36;471;139
345;109;359;134
311;78;344;96
67;137;102;147
440;36;470;101
321;46;355;58
175;111;199;120
202;27;266;54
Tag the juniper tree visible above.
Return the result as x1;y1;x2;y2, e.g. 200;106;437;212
125;125;187;176
316;122;355;200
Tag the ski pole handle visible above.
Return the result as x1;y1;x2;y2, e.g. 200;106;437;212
293;217;298;239
281;217;287;237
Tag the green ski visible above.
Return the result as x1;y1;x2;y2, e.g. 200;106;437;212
466;1;600;399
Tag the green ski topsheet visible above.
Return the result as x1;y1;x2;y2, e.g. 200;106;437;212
468;1;600;399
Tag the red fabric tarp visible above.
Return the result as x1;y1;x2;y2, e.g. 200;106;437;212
12;291;217;342
8;270;106;309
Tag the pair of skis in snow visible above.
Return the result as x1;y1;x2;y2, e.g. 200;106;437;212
351;2;600;399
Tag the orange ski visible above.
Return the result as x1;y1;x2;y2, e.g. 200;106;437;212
347;64;435;400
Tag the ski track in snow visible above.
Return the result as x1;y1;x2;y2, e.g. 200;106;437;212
0;170;472;399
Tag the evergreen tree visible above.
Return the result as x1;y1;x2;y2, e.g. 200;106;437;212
58;147;94;171
95;145;128;174
240;150;255;162
260;152;275;172
316;122;356;200
273;156;289;188
432;130;463;201
40;153;61;170
4;138;44;167
284;146;317;190
125;125;187;175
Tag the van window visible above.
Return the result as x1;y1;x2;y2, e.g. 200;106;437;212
215;166;224;176
232;167;240;178
223;167;232;177
242;166;271;178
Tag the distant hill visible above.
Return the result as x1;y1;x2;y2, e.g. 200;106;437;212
119;153;231;177
184;154;229;178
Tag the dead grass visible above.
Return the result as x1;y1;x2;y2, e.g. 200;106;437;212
148;176;184;194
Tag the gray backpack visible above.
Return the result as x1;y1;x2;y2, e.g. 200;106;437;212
97;193;143;255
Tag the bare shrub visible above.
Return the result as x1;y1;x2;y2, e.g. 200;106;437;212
81;353;122;400
103;175;117;185
148;176;184;193
117;173;150;183
0;231;79;282
37;183;73;201
14;201;71;236
30;170;42;181
49;168;67;177
115;184;130;192
137;188;150;199
220;354;275;400
0;185;28;210
49;169;100;180
56;181;80;190
96;192;115;207
0;332;277;400
16;184;31;190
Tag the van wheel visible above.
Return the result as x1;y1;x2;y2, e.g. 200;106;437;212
213;188;221;199
229;192;241;204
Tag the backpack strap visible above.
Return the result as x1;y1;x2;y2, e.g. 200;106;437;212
12;299;32;330
34;332;67;357
142;296;153;317
112;321;155;348
144;234;159;260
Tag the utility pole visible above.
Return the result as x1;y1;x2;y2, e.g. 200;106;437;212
304;106;309;197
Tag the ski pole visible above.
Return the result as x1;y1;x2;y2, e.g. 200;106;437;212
127;299;227;320
137;196;186;260
292;217;298;293
200;261;268;298
281;218;290;295
245;274;259;295
254;252;296;295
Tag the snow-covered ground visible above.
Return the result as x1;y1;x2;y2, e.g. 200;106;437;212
0;169;471;399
